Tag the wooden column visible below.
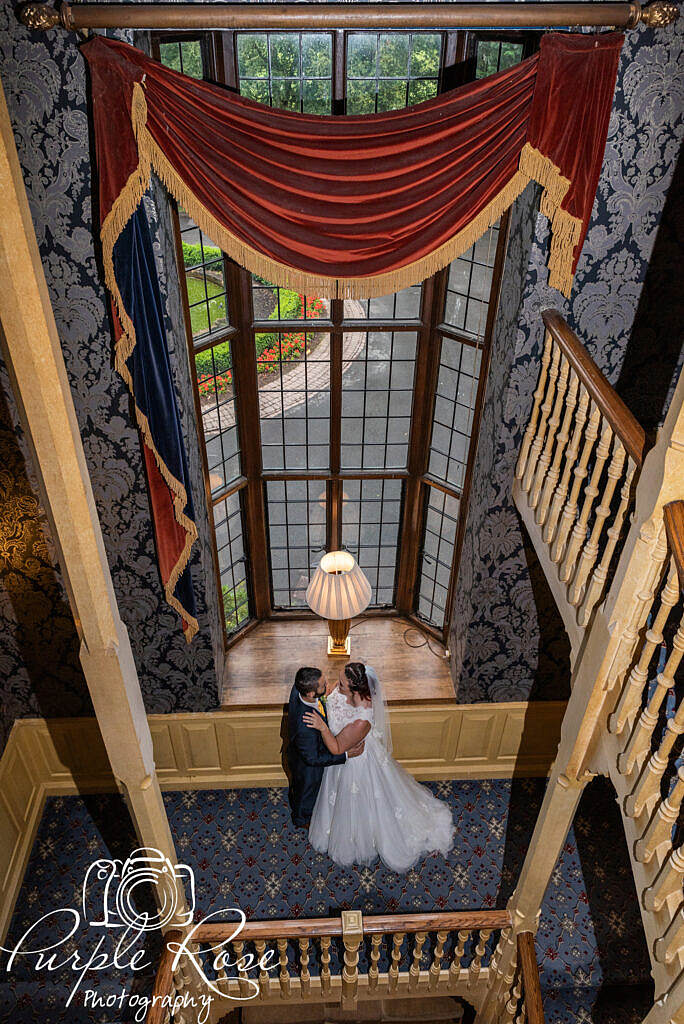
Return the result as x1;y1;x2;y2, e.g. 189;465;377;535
0;80;187;922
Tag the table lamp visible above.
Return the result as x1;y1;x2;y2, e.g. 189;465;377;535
306;551;372;656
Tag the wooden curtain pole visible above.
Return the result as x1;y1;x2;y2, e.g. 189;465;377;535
18;0;680;34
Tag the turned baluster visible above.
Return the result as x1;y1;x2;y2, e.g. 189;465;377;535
428;930;448;992
655;905;684;966
608;539;673;733
552;403;601;565
171;968;189;1024
561;417;613;586
544;386;590;547
320;936;332;997
232;940;251;999
341;910;362;1010
516;332;552;484
635;765;684;863
626;687;684;819
618;610;684;777
570;433;625;606
448;929;470;989
276;938;291;998
215;962;231;998
254;939;270;999
502;976;523;1024
531;353;569;511
298;937;311;998
537;367;579;528
523;344;561;496
408;931;427;993
579;456;636;626
388;932;405;993
468;928;491;989
368;933;382;992
644;843;684;912
515;1001;528;1024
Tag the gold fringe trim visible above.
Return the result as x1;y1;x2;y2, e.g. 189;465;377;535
102;82;199;643
131;80;535;300
518;142;582;298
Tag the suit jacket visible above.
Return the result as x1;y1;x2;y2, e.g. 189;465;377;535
287;686;345;826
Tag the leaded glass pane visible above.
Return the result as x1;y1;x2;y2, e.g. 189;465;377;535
417;488;460;627
346;32;442;113
237;32;333;113
195;339;241;493
214;491;251;635
428;337;481;489
257;331;330;471
267;480;326;608
341;331;417;470
342;479;403;606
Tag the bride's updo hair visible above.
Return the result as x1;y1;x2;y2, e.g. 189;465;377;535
343;662;371;700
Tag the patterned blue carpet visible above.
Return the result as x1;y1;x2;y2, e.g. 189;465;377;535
0;778;652;1022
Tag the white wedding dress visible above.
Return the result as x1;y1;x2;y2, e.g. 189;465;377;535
308;684;455;872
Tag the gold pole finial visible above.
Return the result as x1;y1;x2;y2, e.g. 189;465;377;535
18;1;72;32
639;0;680;25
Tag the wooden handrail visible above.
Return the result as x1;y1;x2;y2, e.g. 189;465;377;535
542;309;646;468
146;929;183;1024
194;908;511;943
517;931;545;1024
664;501;684;588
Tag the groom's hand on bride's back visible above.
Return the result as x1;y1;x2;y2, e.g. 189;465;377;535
348;741;365;758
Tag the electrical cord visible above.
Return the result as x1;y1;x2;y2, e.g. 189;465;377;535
403;625;450;660
348;616;449;659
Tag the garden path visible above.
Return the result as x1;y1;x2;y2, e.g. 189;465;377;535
200;304;367;434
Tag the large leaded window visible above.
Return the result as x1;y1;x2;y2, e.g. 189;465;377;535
155;29;537;647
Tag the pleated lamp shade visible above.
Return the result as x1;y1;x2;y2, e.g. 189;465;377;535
306;551;372;621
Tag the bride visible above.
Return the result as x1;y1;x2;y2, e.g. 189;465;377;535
303;662;454;872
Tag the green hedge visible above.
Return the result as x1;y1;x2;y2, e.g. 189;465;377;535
183;241;221;268
222;582;248;632
194;289;306;378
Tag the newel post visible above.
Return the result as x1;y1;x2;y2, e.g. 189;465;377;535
341;910;363;1010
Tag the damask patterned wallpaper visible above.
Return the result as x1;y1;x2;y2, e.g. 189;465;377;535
451;15;684;702
0;3;681;746
0;8;224;754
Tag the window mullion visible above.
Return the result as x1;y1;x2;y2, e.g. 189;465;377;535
217;30;238;89
333;29;346;114
394;273;442;615
441;209;512;637
329;297;344;550
228;263;272;618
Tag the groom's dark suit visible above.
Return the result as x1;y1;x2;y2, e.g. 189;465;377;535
287;686;345;827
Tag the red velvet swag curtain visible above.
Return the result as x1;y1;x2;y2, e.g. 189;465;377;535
84;32;623;304
82;32;622;639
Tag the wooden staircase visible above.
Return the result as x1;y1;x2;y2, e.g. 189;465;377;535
509;310;684;1024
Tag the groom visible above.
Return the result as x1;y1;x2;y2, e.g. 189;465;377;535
287;666;363;828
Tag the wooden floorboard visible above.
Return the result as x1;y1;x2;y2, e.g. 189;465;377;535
221;616;455;706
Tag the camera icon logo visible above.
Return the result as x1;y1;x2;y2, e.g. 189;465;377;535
83;847;195;932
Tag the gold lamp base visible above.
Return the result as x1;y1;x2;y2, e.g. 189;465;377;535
327;618;351;656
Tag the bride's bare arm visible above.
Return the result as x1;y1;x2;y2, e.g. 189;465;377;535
302;713;370;755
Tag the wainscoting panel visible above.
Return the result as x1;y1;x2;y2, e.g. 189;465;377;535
0;701;565;941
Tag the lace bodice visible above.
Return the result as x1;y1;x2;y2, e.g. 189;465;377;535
326;685;373;736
